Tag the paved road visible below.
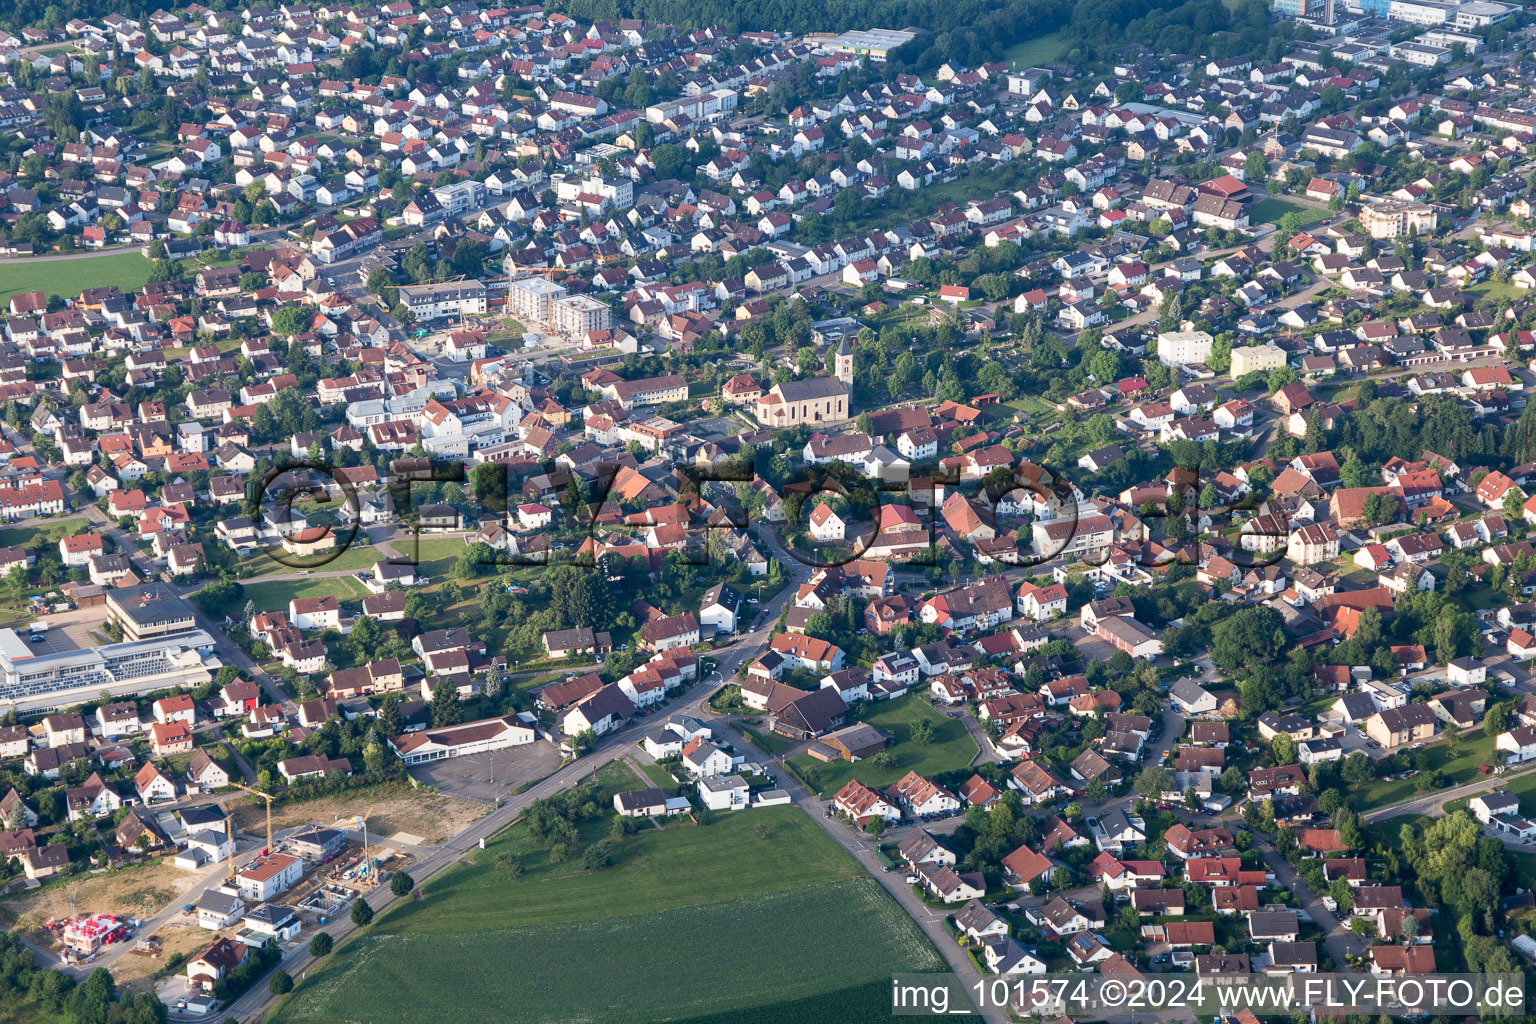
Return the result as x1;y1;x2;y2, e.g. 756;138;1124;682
1261;847;1369;969
82;505;293;711
1361;760;1536;823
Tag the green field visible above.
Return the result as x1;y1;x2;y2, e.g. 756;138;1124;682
273;799;942;1024
240;541;384;578
239;574;370;612
1000;30;1069;68
278;879;935;1024
0;515;90;551
786;694;979;793
391;534;471;578
1249;198;1327;229
1350;730;1497;810
0;252;154;306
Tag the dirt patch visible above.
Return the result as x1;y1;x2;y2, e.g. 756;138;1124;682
230;785;488;845
0;858;189;937
112;922;212;994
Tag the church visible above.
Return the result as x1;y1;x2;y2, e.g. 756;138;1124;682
752;336;855;427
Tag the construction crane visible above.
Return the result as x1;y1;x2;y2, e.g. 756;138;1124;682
229;781;276;855
335;805;378;888
502;266;566;336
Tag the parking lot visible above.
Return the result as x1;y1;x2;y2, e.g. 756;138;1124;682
17;603;112;653
408;740;566;805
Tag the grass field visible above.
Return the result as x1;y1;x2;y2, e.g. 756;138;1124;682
1249;198;1327;229
272;802;942;1024
1467;280;1525;304
239;574;369;612
0;515;90;551
786;694;979;793
277;879;938;1024
741;724;798;755
0;252;154;306
240;540;384;577
1000;30;1069;68
1350;730;1496;810
391;535;470;578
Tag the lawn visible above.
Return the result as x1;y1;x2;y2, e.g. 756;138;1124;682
1248;198;1327;229
239;540;384;577
1467;280;1525;304
786;694;979;794
238;574;369;613
0;252;154;306
1349;730;1497;811
1000;29;1069;68
634;760;678;789
272;801;943;1024
0;515;90;551
741;724;798;755
391;534;471;579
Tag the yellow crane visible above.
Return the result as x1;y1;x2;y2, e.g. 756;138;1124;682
229;781;276;854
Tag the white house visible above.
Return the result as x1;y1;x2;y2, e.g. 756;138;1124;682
698;774;750;810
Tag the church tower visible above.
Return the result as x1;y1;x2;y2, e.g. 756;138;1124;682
835;335;855;391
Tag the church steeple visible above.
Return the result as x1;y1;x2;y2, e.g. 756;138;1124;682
835;334;854;391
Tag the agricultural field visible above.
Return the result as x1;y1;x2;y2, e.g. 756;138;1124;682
785;694;979;793
277;879;934;1024
272;801;942;1024
0;252;154;306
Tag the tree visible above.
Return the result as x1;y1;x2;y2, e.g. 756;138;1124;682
1340;752;1373;789
1135;765;1169;802
2;565;27;605
269;970;293;996
270;304;310;336
547;565;613;631
351;899;374;926
1244;151;1268;181
308;933;333;957
1484;701;1510;738
429;678;462;728
1210;606;1286;671
377;694;403;739
911;718;936;744
4;795;26;832
390;870;415;896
